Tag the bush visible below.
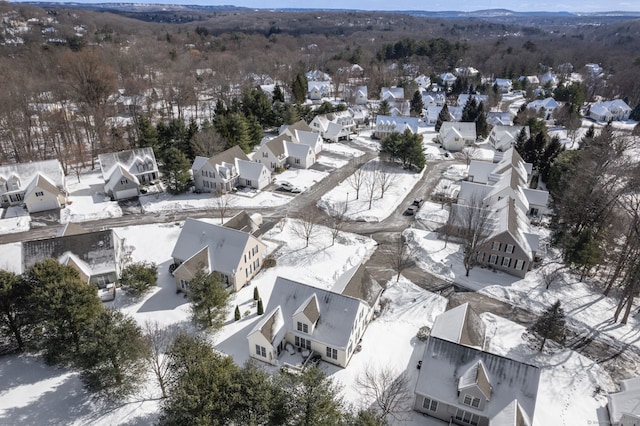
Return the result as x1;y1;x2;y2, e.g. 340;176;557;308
257;299;264;315
262;257;277;269
416;326;430;341
119;261;158;297
234;305;241;321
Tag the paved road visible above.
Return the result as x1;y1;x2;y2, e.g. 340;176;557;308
2;141;639;381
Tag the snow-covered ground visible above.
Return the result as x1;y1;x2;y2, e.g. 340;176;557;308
317;158;425;222
61;171;123;223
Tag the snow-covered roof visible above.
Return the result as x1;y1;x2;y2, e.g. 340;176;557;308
0;159;64;190
608;377;640;424
171;218;264;276
527;97;559;112
24;173;64;198
22;229;121;276
440;121;476;139
491;399;532;426
284;141;312;159
430;303;485;349
236;159;267;181
333;264;383;308
194;146;250;172
98;147;157;180
381;86;405;101
415;337;540;423
262;276;367;349
104;164;139;193
375;115;419;133
249;306;286;345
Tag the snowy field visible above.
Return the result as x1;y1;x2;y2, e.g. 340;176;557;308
61;171;123;223
317;158;425;222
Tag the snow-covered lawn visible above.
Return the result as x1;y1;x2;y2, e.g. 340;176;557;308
317;158;424;222
0;206;30;235
404;226;640;365
61;171;122;223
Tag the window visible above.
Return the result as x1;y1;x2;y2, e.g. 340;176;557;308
515;259;526;271
463;394;481;408
422;397;438;412
492;241;501;251
255;344;266;357
120;178;128;185
294;336;311;349
262;152;268;158
502;257;511;267
489;254;498;265
326;346;338;359
35;191;44;197
295;158;301;164
180;279;190;291
505;244;514;254
246;180;252;186
455;409;479;426
253;259;260;270
297;322;308;333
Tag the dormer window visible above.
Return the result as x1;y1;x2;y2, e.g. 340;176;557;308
463;394;481;408
297;322;308;333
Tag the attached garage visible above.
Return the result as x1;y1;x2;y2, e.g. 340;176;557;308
114;187;139;200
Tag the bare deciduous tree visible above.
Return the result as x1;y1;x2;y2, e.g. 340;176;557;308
143;320;176;399
376;163;397;199
355;363;413;422
448;194;492;277
364;171;379;210
292;211;319;248
214;190;231;223
346;158;366;200
383;236;417;282
326;202;347;246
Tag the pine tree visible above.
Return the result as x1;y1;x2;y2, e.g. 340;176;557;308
257;298;264;315
187;271;230;330
77;309;149;399
272;84;285;103
0;270;30;351
475;102;488;138
435;104;449;132
253;286;260;301
160;147;191;194
461;98;478;122
136;114;159;150
528;301;566;352
292;72;308;104
410;90;423;117
234;305;241;321
119;261;158;297
377;99;391;116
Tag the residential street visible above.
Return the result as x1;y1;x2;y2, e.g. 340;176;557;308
2;142;639;382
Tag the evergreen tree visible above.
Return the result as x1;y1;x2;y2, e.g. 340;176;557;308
160;147;191;194
379;132;403;163
229;361;286;425
246;114;264;150
279;366;345;426
77;309;149;399
23;259;103;365
242;88;272;127
410;90;423;117
539;136;563;183
119;261;158;297
160;337;238;425
234;305;241;321
257;298;264;315
377;99;391;116
435;104;449;132
253;286;260;301
528;301;566;352
187;271;230;330
272;84;285;103
136;114;158;150
461;98;478;122
292;72;308;104
0;270;30;351
475;102;488;139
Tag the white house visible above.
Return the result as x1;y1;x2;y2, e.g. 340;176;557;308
310;112;355;142
440;72;457;86
0;159;67;213
488;125;529;151
255;135;290;172
540;70;558;86
373;115;420;139
413;336;541;426
247;266;383;368
99;148;159;200
494;78;513;93
284;141;315;169
171;217;267;292
527;97;560;120
192;146;270;192
439;122;477;152
415;74;432;89
588;99;632;122
308;81;332;100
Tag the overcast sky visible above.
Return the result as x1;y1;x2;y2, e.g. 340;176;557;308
14;0;639;13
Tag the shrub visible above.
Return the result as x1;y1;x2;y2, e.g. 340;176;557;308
416;326;430;341
234;305;241;321
120;261;158;297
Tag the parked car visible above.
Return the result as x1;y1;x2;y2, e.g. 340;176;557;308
412;198;424;207
278;181;302;193
403;205;418;216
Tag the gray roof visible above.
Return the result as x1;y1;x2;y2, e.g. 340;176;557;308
223;211;262;238
22;229;121;275
335;264;383;308
236;159;267;181
415;337;540;422
263;277;365;349
98;147;157;179
431;303;485;348
171;218;262;276
194;146;250;172
284;141;312;159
